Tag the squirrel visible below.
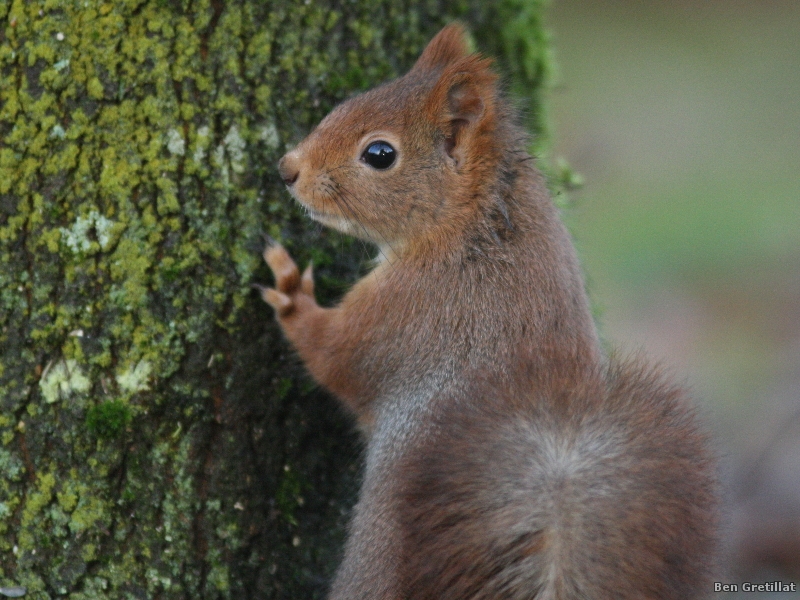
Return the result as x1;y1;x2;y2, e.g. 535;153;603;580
258;23;718;600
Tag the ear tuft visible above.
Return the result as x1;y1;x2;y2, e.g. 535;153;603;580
447;76;486;125
412;23;471;72
425;55;497;127
424;55;498;165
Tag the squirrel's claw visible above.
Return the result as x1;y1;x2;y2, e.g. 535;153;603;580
253;283;293;316
258;243;316;318
265;288;294;316
263;243;301;293
260;231;278;249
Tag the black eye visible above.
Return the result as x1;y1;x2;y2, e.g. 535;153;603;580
361;141;396;169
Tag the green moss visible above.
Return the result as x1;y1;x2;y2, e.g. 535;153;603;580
85;400;132;440
20;472;56;531
0;0;552;597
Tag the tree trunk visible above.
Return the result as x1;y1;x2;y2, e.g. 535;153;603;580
0;1;550;598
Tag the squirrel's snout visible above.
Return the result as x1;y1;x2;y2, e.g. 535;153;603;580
278;154;300;187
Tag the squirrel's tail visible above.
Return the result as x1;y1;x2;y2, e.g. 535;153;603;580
398;359;717;600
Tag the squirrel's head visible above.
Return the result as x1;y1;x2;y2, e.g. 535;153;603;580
278;23;507;252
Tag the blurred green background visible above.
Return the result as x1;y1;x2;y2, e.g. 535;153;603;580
548;0;799;452
548;0;800;586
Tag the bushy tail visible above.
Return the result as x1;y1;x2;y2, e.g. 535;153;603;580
398;360;717;600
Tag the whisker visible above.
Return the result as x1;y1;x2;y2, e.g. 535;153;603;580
337;186;398;271
333;187;381;250
321;181;374;261
310;167;401;273
324;164;358;177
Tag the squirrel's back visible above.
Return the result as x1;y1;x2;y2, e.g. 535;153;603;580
398;358;717;600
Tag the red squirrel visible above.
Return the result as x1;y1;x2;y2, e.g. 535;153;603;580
258;24;717;600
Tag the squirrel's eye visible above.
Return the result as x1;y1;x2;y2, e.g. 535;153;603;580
361;141;396;170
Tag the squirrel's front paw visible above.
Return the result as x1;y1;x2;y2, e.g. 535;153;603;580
256;241;315;318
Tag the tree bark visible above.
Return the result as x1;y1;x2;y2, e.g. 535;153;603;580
0;1;550;598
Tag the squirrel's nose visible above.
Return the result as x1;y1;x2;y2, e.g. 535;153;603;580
278;154;300;187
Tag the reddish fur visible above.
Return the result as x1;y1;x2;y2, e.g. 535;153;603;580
262;23;717;600
398;359;716;599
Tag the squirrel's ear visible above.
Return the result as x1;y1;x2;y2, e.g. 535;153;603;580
412;23;471;72
425;56;497;165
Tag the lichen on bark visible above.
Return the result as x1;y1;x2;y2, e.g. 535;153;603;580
0;0;551;598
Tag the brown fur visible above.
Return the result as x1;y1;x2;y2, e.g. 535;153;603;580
398;359;716;600
261;23;717;599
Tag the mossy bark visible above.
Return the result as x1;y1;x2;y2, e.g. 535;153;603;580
0;1;550;598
